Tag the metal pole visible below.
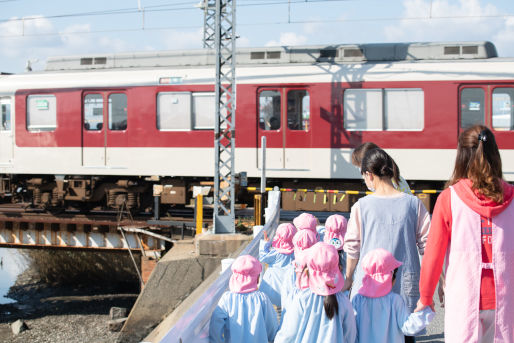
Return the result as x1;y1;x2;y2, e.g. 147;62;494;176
213;0;236;233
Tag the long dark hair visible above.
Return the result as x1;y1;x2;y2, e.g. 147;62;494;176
324;294;339;319
447;125;503;203
353;143;400;184
361;148;396;180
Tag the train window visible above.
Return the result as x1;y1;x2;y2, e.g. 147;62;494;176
384;89;424;130
0;100;10;131
193;93;215;129
108;93;127;130
26;94;57;131
343;89;382;131
287;90;310;131
157;92;192;131
492;88;514;131
460;88;485;128
259;90;281;130
84;94;104;131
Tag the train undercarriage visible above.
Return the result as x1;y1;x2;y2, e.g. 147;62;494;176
0;174;444;215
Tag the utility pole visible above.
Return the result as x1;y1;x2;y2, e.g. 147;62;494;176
201;0;216;49
202;0;237;233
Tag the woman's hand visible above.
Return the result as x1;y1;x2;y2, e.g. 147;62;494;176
437;274;445;307
414;299;435;312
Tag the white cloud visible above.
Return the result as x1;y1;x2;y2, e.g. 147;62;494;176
0;16;130;72
265;32;308;46
162;29;203;50
384;0;505;46
493;17;514;57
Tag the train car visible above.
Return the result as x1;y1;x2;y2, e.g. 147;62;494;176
0;41;513;212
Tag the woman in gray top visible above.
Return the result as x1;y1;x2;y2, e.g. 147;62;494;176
342;148;431;342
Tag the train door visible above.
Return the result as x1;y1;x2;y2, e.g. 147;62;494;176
0;97;13;165
257;87;311;170
283;88;311;170
82;91;127;167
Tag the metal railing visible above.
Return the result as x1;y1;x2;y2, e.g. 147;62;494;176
157;189;281;343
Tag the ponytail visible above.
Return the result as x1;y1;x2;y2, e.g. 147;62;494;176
447;125;503;203
323;294;339;319
361;148;396;179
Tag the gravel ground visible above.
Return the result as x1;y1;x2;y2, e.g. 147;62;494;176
0;268;139;343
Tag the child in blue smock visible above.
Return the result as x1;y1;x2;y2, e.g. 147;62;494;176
259;223;297;307
351;248;434;343
293;212;319;239
209;255;278;343
275;242;357;343
280;229;318;316
323;214;348;273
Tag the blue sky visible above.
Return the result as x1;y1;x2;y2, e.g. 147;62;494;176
1;0;514;73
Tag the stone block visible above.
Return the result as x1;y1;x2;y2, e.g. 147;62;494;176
108;317;127;332
11;319;28;335
196;233;252;257
110;307;128;320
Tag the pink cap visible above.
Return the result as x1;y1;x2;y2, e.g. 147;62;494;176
307;242;344;296
292;229;318;255
293;213;317;232
229;255;262;294
292;230;318;290
358;248;403;298
272;223;297;254
323;214;348;250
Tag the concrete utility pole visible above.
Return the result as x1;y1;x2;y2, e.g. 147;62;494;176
202;0;237;233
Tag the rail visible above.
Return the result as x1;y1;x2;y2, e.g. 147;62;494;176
157;189;281;343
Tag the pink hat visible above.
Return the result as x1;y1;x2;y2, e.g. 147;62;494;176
292;229;318;255
293;213;317;232
292;230;318;289
307;242;344;296
358;248;403;298
272;223;297;254
323;214;348;250
229;255;262;294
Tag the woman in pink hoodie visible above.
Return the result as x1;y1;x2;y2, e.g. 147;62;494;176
416;125;514;343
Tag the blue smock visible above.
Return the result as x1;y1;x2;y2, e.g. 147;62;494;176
209;290;278;343
274;290;357;343
317;225;326;242
350;194;424;313
259;240;295;307
352;292;434;343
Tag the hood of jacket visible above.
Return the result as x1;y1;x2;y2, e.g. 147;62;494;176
453;179;514;218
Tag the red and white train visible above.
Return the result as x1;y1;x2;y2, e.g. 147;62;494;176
0;41;513;211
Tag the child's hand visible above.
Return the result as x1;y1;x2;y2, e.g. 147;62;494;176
263;231;270;242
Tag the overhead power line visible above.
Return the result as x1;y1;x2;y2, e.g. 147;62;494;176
1;12;514;39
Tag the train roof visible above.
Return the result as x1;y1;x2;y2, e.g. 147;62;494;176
44;41;498;72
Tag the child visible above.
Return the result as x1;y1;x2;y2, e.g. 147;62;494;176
280;229;319;314
293;212;318;233
351;248;434;343
259;223;297;307
275;242;357;343
323;214;348;273
209;255;278;343
351;142;411;194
